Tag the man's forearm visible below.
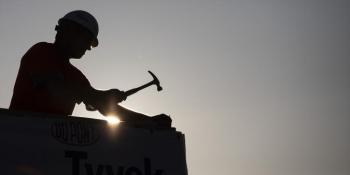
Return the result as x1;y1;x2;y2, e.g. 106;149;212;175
82;88;149;120
105;104;150;121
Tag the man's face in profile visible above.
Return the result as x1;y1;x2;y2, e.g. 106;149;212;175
67;24;94;59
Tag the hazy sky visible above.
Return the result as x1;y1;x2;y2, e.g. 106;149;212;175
1;1;350;175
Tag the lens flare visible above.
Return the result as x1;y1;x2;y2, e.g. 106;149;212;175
106;116;120;125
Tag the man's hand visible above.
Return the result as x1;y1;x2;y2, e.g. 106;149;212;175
82;88;127;116
152;114;172;128
129;114;172;128
107;89;127;103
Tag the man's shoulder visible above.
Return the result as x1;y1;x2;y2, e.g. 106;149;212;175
29;42;53;52
22;42;54;61
20;42;57;70
24;42;53;56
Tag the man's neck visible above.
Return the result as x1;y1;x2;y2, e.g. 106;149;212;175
53;41;71;62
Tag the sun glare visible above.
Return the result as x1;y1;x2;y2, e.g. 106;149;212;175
106;116;121;125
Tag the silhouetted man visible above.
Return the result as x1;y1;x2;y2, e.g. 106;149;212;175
9;10;171;127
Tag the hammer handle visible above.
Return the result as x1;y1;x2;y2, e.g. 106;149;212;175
125;80;154;97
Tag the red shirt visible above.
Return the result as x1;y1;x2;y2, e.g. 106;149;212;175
9;42;91;115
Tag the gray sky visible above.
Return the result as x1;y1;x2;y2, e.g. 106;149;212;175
1;0;350;175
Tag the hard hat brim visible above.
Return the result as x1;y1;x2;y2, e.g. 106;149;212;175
91;38;98;47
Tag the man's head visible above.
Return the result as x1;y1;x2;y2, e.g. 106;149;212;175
55;10;99;58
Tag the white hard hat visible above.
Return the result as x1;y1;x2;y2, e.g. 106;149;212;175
59;10;99;47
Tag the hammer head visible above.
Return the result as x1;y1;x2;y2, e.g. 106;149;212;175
148;70;163;91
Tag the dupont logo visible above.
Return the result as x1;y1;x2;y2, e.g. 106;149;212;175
51;121;100;146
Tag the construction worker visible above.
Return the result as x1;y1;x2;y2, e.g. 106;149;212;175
9;10;171;127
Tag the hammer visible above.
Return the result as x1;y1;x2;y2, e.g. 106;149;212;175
124;71;163;97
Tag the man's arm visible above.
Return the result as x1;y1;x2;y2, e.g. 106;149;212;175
81;87;151;121
81;87;171;127
39;76;171;127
